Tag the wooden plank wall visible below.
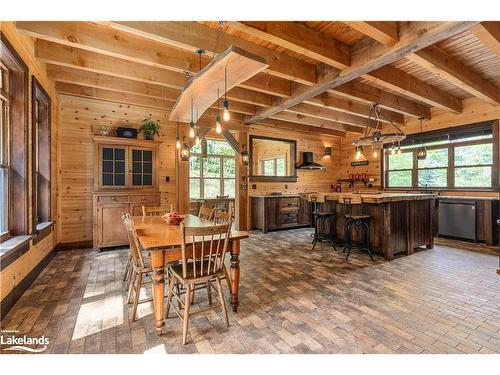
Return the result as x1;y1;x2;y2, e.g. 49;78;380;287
58;95;178;244
0;22;59;301
340;97;500;196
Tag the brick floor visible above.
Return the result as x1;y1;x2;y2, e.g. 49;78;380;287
1;228;499;354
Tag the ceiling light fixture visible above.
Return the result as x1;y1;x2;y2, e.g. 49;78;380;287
352;104;406;160
416;117;427;160
223;66;230;121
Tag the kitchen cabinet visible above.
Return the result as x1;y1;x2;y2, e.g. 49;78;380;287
92;136;162;251
251;195;311;233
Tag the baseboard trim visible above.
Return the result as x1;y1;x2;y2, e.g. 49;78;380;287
55;240;93;251
0;249;56;320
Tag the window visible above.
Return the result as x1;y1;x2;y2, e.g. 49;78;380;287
0;63;10;238
0;33;28;240
384;122;496;190
260;157;286;176
189;139;236;199
32;77;52;231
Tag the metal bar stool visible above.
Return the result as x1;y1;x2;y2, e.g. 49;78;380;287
342;195;375;262
310;195;337;250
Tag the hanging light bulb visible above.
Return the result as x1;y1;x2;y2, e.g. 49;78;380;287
223;99;230;121
195;134;200;145
222;66;230;121
390;144;396;155
215;114;222;133
175;120;181;149
373;149;378;158
397;141;402;155
189;122;195;138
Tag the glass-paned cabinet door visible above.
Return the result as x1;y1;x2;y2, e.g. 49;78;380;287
101;146;127;187
131;147;155;187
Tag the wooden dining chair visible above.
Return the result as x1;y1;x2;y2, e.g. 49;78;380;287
122;213;155;321
142;206;168;217
166;221;232;345
211;210;234;294
198;204;215;221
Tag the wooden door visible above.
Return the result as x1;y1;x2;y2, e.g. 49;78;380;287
97;203;129;247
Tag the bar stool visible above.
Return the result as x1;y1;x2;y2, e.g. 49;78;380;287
342;195;375;262
310;195;337;250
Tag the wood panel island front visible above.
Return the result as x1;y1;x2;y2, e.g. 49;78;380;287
252;193;436;260
309;193;436;260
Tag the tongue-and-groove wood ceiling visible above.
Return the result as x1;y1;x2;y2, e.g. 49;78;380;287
16;21;500;137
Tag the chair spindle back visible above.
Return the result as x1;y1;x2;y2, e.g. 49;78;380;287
122;213;146;269
198;205;215;221
179;221;232;279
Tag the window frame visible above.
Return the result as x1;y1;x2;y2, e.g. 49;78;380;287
260;156;286;176
189;139;236;199
0;32;29;242
31;76;53;242
384;129;498;191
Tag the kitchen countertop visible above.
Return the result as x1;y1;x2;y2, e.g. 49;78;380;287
437;195;499;201
302;192;436;203
250;194;302;198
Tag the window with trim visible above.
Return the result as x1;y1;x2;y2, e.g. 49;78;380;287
0;33;29;241
189;139;236;199
260;157;285;176
32;77;51;231
384;122;497;190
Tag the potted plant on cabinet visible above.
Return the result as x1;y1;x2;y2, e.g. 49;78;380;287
139;117;161;140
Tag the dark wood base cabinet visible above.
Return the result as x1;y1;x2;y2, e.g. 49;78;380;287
92;191;160;251
251;195;311;233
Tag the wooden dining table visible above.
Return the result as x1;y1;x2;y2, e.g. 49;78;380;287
132;214;249;336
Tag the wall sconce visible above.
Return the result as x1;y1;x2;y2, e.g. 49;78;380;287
180;137;190;161
241;144;249;166
324;147;332;156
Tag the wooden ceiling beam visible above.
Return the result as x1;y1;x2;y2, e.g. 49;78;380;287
251;118;345;138
471;22;500;58
246;21;476;123
94;21;424;123
226;21;350;69
408;46;500;105
47;65;258;116
36;40;273;108
286;102;376;128
98;21;318;85
305;92;405;125
363;65;463;113
16;21;291;98
343;21;399;46
271;112;364;134
231;21;462;116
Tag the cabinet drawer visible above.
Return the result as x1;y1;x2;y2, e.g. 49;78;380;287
98;195;129;203
130;195;159;204
280;212;298;225
280;197;299;208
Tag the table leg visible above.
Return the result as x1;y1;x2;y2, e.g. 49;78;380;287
151;251;165;336
230;240;240;312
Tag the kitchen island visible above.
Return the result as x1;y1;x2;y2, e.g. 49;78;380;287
304;192;437;260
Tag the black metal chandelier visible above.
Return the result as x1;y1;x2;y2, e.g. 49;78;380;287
352;104;406;159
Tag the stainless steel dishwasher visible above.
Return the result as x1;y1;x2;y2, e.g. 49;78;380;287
438;199;477;240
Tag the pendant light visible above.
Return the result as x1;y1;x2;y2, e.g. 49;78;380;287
180;137;190;161
416;117;427;160
223;66;230;121
189;98;195;138
175;121;181;149
355;145;364;160
215;87;222;133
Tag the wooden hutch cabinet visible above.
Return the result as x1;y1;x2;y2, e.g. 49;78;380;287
92;136;162;251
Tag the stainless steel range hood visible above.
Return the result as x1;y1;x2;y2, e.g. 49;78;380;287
296;152;325;170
